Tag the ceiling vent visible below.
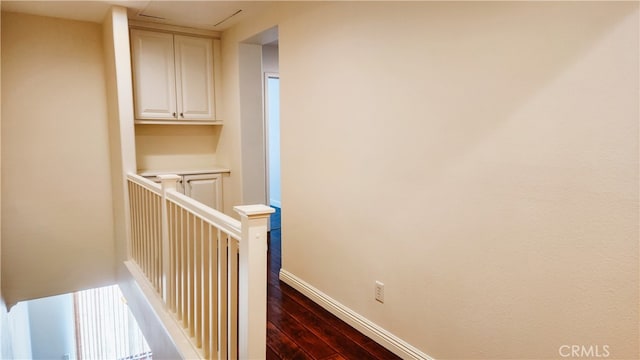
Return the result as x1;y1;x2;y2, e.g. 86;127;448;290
136;12;166;21
133;2;256;30
213;9;242;27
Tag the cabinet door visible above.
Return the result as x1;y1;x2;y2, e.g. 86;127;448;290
130;30;177;120
183;174;221;210
174;35;215;120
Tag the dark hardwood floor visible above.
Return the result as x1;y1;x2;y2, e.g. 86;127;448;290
266;207;400;360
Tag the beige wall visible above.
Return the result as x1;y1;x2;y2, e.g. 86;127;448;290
102;5;136;275
1;12;115;305
239;43;267;206
0;9;8;360
135;124;220;172
218;29;246;214
224;2;639;359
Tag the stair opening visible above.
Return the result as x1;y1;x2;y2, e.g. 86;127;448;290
7;285;151;360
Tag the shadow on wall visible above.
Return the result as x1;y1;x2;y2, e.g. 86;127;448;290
295;1;638;182
135;124;221;170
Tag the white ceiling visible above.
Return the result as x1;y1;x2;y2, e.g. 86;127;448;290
1;1;274;31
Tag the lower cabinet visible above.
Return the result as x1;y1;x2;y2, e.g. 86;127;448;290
145;173;223;211
182;173;222;211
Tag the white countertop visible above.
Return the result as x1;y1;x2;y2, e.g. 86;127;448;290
138;167;231;177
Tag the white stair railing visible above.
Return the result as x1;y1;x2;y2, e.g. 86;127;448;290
126;173;273;359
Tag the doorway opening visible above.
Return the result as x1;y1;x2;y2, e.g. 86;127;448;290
265;71;280;230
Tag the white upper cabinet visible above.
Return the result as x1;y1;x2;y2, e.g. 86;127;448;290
130;30;177;120
130;29;221;124
174;35;215;120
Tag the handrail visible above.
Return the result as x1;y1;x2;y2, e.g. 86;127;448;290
127;173;241;238
126;173;161;194
165;190;241;240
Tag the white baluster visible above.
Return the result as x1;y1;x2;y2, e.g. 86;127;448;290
158;174;180;304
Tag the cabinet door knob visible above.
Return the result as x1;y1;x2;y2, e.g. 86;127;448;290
180;112;184;118
172;112;176;117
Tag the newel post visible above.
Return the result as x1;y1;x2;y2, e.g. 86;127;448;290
157;174;180;304
234;204;275;359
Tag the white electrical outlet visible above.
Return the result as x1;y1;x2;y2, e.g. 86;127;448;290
375;281;384;303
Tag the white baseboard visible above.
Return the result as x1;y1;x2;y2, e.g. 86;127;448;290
279;269;434;360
